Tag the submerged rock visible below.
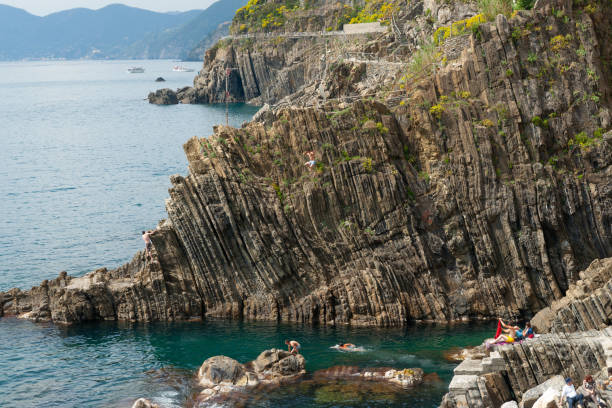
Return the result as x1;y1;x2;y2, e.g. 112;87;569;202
313;365;424;387
155;77;165;82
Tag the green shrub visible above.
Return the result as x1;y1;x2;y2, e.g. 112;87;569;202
272;183;284;203
430;103;445;119
531;116;549;128
376;122;389;134
478;0;513;21
406;188;416;201
527;52;537;63
516;0;535;9
362;157;374;173
405;41;439;80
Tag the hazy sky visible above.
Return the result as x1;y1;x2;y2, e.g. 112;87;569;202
1;1;216;16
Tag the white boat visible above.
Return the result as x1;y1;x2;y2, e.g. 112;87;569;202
127;67;145;73
172;65;194;72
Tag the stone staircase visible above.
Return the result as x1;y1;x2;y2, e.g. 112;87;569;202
443;329;612;408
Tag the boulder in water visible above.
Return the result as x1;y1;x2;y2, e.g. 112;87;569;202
252;348;305;380
131;398;159;408
198;355;253;387
147;88;178;105
196;348;306;404
155;77;165;82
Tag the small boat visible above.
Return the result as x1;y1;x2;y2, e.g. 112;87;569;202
127;67;145;73
172;65;194;72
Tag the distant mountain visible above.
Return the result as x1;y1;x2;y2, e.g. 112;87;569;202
0;0;246;61
123;0;247;60
186;21;231;61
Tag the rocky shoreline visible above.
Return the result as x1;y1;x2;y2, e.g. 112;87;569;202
1;0;611;405
131;348;424;408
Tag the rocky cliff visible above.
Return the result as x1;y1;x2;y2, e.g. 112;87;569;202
532;257;612;333
2;0;611;326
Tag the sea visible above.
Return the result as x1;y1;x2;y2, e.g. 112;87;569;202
0;59;491;408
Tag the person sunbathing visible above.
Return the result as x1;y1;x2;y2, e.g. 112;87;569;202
500;318;525;340
491;319;521;343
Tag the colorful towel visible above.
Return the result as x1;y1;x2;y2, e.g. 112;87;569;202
495;319;502;338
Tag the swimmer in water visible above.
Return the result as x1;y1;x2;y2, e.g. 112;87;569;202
339;343;356;349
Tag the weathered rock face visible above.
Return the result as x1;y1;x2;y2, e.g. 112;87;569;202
532;258;612;333
1;226;203;323
198;355;250;387
147;88;178;105
519;375;565;408
1;0;611;327
148;87;196;105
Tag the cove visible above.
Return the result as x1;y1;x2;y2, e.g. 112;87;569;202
0;318;492;407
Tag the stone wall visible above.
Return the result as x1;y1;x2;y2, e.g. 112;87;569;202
342;22;387;34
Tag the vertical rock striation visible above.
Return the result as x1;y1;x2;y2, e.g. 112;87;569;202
1;0;611;326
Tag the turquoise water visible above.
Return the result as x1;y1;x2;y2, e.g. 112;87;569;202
0;318;492;407
0;60;492;407
0;59;259;292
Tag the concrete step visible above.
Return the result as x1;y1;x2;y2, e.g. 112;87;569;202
454;359;485;375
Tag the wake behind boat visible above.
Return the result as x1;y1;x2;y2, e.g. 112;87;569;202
127;67;145;73
172;65;194;72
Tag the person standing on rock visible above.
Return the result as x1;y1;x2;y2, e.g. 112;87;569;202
561;377;584;408
285;339;301;355
304;151;316;171
142;230;153;258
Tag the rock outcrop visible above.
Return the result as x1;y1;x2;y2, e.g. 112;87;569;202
196;348;305;403
148;88;178;105
532;258;612;333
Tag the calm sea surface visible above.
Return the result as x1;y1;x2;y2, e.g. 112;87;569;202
0;59;259;291
0;60;491;408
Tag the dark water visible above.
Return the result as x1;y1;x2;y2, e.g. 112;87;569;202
0;59;259;291
0;318;492;407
